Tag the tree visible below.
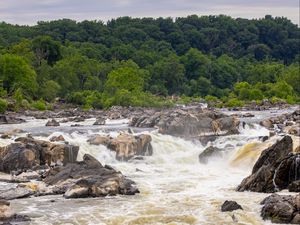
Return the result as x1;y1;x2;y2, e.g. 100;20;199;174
40;80;61;101
0;54;37;96
32;36;61;65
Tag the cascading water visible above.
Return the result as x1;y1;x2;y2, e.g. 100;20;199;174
5;109;294;225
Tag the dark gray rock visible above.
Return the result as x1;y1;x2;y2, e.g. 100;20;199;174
261;194;300;224
45;119;60;126
199;146;223;164
221;200;243;212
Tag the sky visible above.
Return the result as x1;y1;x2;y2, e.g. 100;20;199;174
0;0;299;25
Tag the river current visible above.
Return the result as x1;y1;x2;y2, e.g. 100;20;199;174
0;107;297;225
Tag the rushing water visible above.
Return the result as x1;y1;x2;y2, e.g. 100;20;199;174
1;108;297;225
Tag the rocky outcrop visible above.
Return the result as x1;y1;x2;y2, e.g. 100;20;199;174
0;115;25;124
221;200;243;212
0;137;79;173
198;146;223;164
49;135;65;142
43;154;139;198
93;117;106;125
130;108;240;139
45;119;60;126
261;194;300;224
88;134;153;161
288;180;300;192
237;136;298;193
0;200;30;223
0;129;25;139
260;110;300;136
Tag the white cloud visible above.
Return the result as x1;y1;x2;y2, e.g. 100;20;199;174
0;0;298;25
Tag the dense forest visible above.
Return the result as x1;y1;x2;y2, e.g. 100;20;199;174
0;15;299;111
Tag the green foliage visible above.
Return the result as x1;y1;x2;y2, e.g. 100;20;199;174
0;15;299;109
225;98;245;107
0;54;38;96
0;98;8;113
31;99;47;111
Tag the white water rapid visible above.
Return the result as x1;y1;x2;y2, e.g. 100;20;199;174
1;108;297;225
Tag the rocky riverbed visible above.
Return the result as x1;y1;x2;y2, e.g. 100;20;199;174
0;105;299;224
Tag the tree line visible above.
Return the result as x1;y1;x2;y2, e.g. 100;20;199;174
0;15;299;111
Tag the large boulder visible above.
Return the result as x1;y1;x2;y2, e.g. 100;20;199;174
0;137;79;173
130;108;239;139
237;136;296;193
88;134;153;161
45;119;60;126
261;194;300;224
43;154;139;198
0;115;25;124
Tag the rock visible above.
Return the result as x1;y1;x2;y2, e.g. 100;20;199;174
288;180;300;192
259;136;269;142
87;135;111;146
49;135;65;142
107;134;153;161
43;154;139;198
198;146;223;164
0;129;25;139
0;115;25;125
261;194;300;224
260;119;274;129
93;117;106;125
130;108;240;139
288;126;300;136
45;119;60;126
0;137;79;173
221;200;243;212
0;187;34;200
0;200;30;223
237;136;294;193
198;135;217;146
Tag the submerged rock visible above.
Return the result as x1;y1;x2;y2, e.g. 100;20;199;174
261;194;300;224
44;154;139;198
198;146;223;164
237;136;297;193
221;200;243;212
0;200;30;223
45;119;60;126
0;137;79;173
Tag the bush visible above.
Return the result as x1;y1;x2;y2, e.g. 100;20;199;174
0;98;8;113
225;98;244;107
31;99;46;111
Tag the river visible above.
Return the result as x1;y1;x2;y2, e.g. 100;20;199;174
0;107;297;225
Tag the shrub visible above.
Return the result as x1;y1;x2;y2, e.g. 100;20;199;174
225;98;244;107
31;99;46;111
0;98;8;113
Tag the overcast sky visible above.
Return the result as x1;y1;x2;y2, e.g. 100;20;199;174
0;0;299;25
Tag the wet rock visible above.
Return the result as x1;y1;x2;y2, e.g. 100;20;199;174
93;117;106;125
288;180;300;192
0;137;79;173
198;146;223;164
45;119;60;126
43;154;139;198
49;135;65;142
261;194;300;224
198;135;217;146
130;109;240;139
259;136;269;142
288;126;300;136
260;119;274;129
0;115;25;125
87;135;111;146
0;187;34;200
237;136;294;193
0;129;25;139
107;134;153;161
221;200;243;212
0;200;30;223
